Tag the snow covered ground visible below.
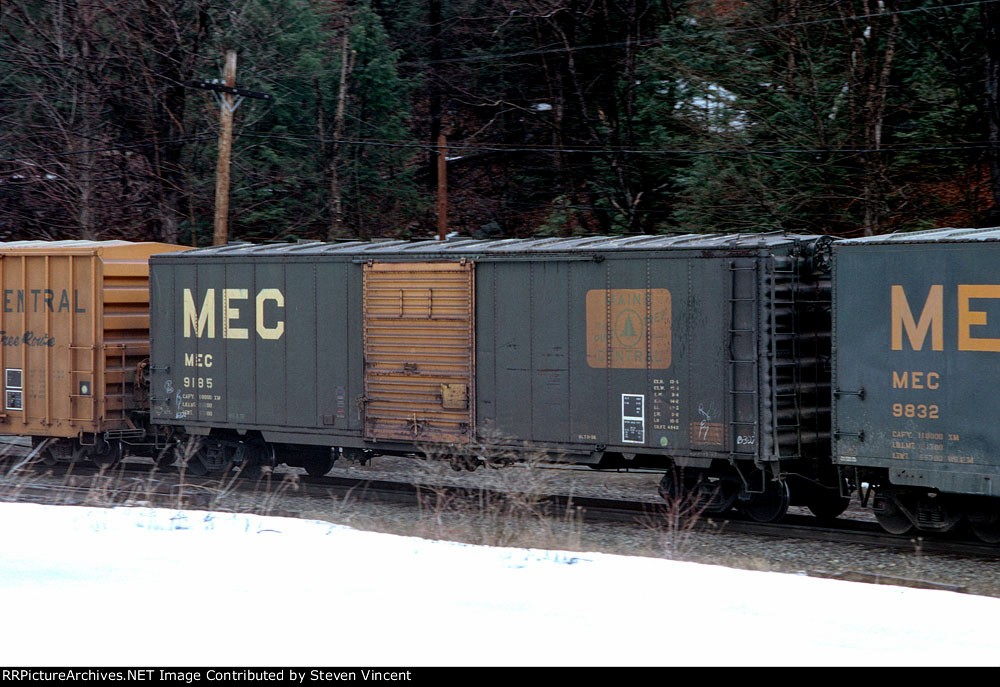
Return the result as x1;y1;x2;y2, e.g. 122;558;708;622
0;501;997;667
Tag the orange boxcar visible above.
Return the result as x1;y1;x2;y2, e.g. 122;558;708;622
0;241;184;464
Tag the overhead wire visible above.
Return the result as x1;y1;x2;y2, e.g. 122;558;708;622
1;131;991;169
101;0;994;94
234;132;993;157
409;0;995;66
0;1;991;194
0;136;215;164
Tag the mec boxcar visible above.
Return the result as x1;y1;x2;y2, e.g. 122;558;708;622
834;227;1000;541
149;234;834;520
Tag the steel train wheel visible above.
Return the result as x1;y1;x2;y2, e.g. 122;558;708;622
30;437;63;466
657;468;703;506
91;438;123;468
804;483;851;521
967;508;1000;544
233;440;274;480
38;448;58;466
742;480;791;523
658;469;737;515
304;451;336;477
657;469;684;502
872;491;913;535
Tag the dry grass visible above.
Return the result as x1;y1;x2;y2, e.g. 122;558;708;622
0;432;586;554
637;467;715;560
411;436;584;550
0;437;302;517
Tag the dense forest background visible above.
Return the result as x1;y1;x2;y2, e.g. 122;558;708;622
1;0;997;243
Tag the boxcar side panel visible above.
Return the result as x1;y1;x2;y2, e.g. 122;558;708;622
153;262;198;425
834;242;1000;494
284;262;320;428
566;260;607;448
529;260;571;443
603;258;648;448
0;255;98;436
347;261;365;434
192;261;226;426
474;253;729;457
315;261;356;433
69;256;99;430
193;262;226;426
490;262;534;440
473;261;497;433
153;256;361;439
683;258;731;457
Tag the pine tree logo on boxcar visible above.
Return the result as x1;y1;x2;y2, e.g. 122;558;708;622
586;289;671;369
614;309;644;348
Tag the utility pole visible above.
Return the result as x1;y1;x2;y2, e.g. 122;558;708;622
428;0;443;181
183;53;271;246
437;134;448;240
213;50;238;246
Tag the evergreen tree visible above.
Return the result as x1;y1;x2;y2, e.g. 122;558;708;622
0;0;989;241
639;0;986;236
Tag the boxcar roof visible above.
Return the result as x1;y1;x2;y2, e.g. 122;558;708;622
156;232;821;259
0;240;176;256
838;227;1000;245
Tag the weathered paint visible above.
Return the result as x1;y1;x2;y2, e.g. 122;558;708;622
0;241;182;438
585;288;671;369
149;235;829;468
362;261;475;443
834;231;1000;495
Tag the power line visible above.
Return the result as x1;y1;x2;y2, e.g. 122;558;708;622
236;132;435;152
440;141;993;156
2;131;990;168
115;0;994;89
237;132;993;157
0;137;214;164
413;0;995;66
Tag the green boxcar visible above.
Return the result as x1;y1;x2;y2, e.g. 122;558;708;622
834;227;1000;540
149;233;833;520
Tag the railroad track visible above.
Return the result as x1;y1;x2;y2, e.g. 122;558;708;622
3;457;999;565
302;473;1000;561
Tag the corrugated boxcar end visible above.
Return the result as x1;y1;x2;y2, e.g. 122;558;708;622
99;243;188;427
679;235;838;524
761;237;833;465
